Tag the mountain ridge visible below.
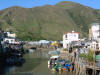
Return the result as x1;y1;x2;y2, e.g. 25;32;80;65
0;1;100;40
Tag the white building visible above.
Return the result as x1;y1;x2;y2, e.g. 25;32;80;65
63;31;79;48
1;32;19;44
3;37;16;44
89;41;98;50
90;23;100;40
5;32;16;38
89;23;100;50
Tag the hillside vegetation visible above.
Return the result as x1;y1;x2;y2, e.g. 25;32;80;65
0;1;100;40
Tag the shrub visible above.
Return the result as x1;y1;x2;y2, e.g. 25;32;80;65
79;50;94;62
87;50;94;62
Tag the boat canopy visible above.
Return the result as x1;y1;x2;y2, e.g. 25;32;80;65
48;51;60;55
50;55;59;59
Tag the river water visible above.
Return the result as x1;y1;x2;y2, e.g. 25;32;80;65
0;50;71;75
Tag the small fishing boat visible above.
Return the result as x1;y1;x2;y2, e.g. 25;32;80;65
48;55;59;67
48;55;73;72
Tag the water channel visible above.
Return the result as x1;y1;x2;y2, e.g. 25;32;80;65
0;50;71;75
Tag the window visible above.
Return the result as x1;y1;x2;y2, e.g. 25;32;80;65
11;40;13;42
74;34;76;37
65;35;67;38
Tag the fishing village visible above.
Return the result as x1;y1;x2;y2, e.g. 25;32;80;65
0;23;100;75
1;1;100;75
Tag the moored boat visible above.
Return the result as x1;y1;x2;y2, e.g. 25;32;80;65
48;55;73;72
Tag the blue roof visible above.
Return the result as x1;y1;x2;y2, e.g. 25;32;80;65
92;23;100;26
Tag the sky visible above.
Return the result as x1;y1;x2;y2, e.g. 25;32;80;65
0;0;100;10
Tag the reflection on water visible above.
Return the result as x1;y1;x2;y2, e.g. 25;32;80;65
0;50;71;75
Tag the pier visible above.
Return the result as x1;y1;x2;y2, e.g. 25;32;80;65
58;48;100;75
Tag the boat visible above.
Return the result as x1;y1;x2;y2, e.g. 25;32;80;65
48;51;60;56
48;55;59;67
48;55;73;72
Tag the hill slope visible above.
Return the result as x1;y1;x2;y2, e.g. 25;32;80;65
0;1;100;40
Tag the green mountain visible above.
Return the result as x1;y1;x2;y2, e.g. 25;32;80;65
0;1;100;40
